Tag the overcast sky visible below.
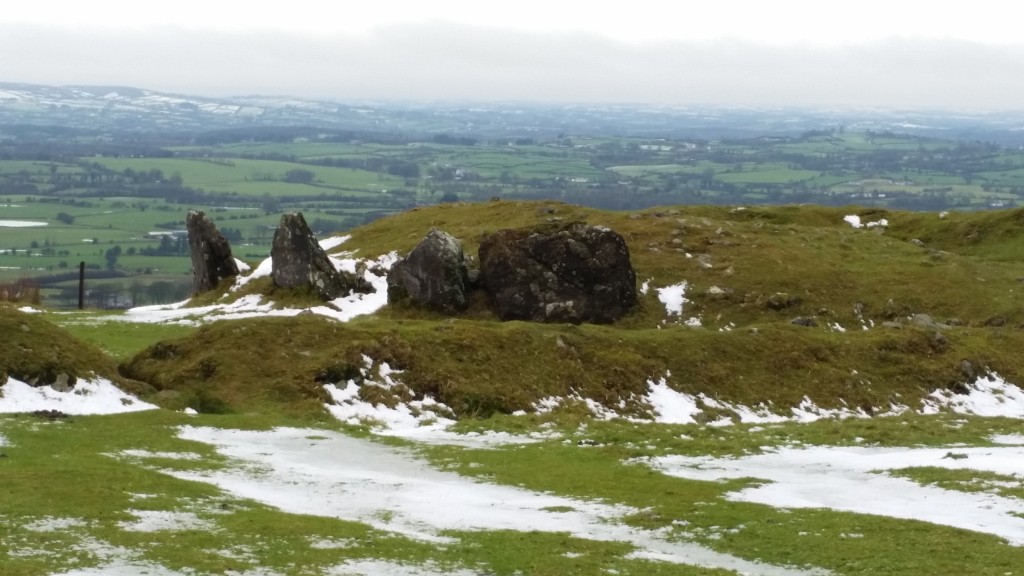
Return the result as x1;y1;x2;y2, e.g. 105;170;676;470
3;0;1023;110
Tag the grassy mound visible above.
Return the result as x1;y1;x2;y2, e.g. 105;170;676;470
121;201;1024;417
0;304;138;391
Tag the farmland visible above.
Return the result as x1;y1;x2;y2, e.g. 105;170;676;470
4;123;1024;308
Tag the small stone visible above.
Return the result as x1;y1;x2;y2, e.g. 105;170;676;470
790;317;818;327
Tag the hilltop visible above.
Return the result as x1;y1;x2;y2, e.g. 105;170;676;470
85;200;1024;420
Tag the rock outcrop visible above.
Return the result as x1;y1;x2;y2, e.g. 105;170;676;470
271;212;372;300
186;210;240;293
478;222;636;323
388;229;472;313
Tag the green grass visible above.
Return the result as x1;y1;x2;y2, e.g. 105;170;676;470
3;409;1023;575
888;467;1024;500
55;313;196;361
423;414;1024;575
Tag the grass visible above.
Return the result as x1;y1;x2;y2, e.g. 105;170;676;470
423;414;1024;575
55;314;196;362
0;303;123;386
2;408;1023;575
888;467;1024;500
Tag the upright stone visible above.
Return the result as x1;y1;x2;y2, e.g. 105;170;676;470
478;222;637;324
387;228;471;313
186;210;240;294
271;211;370;300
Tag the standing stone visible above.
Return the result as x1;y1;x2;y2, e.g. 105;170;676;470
478;222;637;324
271;212;371;300
388;229;471;313
186;210;240;294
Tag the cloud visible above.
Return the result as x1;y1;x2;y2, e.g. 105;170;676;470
3;23;1024;110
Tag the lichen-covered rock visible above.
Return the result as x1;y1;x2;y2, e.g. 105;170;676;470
478;222;636;324
388;229;471;313
186;210;240;294
271;212;371;300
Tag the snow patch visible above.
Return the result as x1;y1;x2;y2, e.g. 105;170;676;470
656;282;689;315
324;356;545;447
24;517;88;532
0;377;157;415
922;374;1024;418
163;426;823;576
119;250;398;325
656;282;701;325
325;560;477;576
118;510;215;532
648;444;1024;545
992;433;1024;445
0;220;48;227
844;215;888;229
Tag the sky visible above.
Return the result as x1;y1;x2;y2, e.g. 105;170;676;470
2;0;1024;109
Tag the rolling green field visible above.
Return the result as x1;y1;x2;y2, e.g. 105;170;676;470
4;129;1024;308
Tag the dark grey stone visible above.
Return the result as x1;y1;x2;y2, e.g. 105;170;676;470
186;210;240;294
388;229;471;313
478;222;636;324
271;212;372;300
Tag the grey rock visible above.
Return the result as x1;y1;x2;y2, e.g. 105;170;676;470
186;210;240;294
790;316;818;327
766;292;802;311
911;238;926;248
388;229;471;313
271;212;372;300
960;360;975;380
478;222;637;324
929;331;950;352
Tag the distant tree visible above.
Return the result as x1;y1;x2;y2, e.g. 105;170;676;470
104;245;122;271
260;194;281;215
282;169;316;184
56;212;75;225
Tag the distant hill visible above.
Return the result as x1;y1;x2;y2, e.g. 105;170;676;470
3;81;1024;142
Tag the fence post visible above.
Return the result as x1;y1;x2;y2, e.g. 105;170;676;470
78;261;85;310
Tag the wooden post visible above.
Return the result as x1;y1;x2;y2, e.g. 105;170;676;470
78;261;85;310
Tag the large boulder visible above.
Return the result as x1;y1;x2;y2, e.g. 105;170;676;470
478;222;637;323
388;229;471;313
271;212;371;300
186;210;240;294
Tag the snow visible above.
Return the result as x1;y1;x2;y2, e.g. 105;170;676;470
843;215;888;229
117;510;215;532
656;282;689;315
24;517;88;532
655;282;701;325
116;245;398;326
167;426;822;576
53;561;189;576
922;374;1024;418
538;373;1017;427
645;377;701;424
0;377;157;415
992;433;1024;445
648;444;1024;545
0;220;48;227
319;234;351;251
325;560;478;576
323;357;549;447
